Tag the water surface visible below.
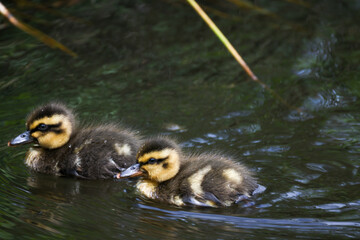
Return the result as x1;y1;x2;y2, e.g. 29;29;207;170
1;0;359;239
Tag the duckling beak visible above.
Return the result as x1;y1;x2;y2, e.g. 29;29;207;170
8;131;34;146
116;164;144;179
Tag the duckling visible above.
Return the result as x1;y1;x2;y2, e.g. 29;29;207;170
8;102;141;179
116;137;260;207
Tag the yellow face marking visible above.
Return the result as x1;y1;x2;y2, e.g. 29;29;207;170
139;149;180;182
31;132;41;138
222;168;243;185
138;148;173;163
29;114;72;149
36;131;69;149
114;143;132;156
188;165;212;196
29;114;67;130
136;180;158;199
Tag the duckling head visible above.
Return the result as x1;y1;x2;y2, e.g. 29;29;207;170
120;138;181;182
8;102;75;149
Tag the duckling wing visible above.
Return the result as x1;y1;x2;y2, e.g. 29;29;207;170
100;158;125;178
182;192;222;207
60;168;89;179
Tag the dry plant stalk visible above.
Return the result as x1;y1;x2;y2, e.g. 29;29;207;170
0;2;77;57
186;0;302;113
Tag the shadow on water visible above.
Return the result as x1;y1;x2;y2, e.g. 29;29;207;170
1;0;360;239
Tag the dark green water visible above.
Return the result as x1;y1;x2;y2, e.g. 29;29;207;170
1;0;360;239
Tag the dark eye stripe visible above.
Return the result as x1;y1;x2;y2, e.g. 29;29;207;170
37;124;48;131
141;157;168;166
52;129;64;134
31;123;62;132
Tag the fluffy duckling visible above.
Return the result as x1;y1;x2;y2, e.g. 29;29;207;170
8;102;141;179
117;137;260;207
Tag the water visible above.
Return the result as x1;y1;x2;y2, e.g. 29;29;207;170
1;0;360;239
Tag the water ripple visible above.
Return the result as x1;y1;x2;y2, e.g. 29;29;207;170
138;204;360;234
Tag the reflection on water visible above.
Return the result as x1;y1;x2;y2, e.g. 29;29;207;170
1;0;360;239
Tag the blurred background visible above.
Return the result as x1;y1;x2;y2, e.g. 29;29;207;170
0;0;359;239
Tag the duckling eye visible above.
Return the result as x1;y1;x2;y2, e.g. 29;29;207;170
148;158;157;164
37;124;48;131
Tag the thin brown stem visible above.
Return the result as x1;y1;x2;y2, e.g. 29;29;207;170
186;0;302;113
0;2;77;58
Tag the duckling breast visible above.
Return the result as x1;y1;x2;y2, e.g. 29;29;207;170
25;147;43;170
137;180;159;199
25;147;63;175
